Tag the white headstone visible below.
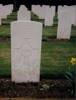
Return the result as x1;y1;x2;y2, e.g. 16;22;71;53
32;5;44;19
17;5;31;20
32;5;36;14
57;6;72;39
0;18;1;25
0;4;2;7
0;5;2;25
0;5;3;18
58;6;63;19
37;5;43;19
70;6;76;26
6;5;13;15
41;5;46;19
9;4;13;11
44;6;55;26
11;21;42;82
0;5;10;19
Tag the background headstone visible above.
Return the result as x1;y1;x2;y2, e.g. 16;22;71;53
17;5;31;20
0;18;1;25
32;5;44;19
57;6;72;39
71;5;76;26
44;6;55;26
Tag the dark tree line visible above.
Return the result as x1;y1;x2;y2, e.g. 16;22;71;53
0;0;76;10
0;0;76;5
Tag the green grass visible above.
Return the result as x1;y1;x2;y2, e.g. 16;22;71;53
0;40;76;78
0;11;17;37
0;25;10;37
0;12;76;37
0;42;11;76
31;12;39;20
41;40;76;78
43;26;57;37
31;12;76;37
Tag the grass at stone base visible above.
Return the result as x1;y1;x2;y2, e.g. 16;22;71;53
41;39;76;78
0;39;75;78
0;42;11;76
0;25;10;37
0;11;17;37
0;24;76;38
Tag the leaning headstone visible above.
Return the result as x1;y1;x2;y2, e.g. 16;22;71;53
11;21;42;82
57;6;72;39
17;5;31;20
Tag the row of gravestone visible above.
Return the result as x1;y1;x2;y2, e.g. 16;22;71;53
0;4;13;25
32;5;76;39
17;5;76;39
0;4;76;39
18;5;55;26
11;5;76;83
57;5;76;39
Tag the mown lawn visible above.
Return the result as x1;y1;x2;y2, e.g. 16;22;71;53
41;40;76;78
0;11;76;78
0;11;17;37
0;25;10;37
0;42;11;76
0;40;75;78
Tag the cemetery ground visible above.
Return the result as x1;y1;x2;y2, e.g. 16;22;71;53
0;11;76;98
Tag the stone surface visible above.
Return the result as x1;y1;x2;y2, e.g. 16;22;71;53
11;21;42;83
17;5;31;20
58;6;63;19
57;6;72;39
70;5;76;26
0;18;1;25
32;5;55;21
32;5;36;14
1;6;8;18
32;5;45;19
0;5;3;18
44;6;55;26
32;5;40;18
41;5;46;19
0;4;2;25
5;5;13;15
0;5;13;19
